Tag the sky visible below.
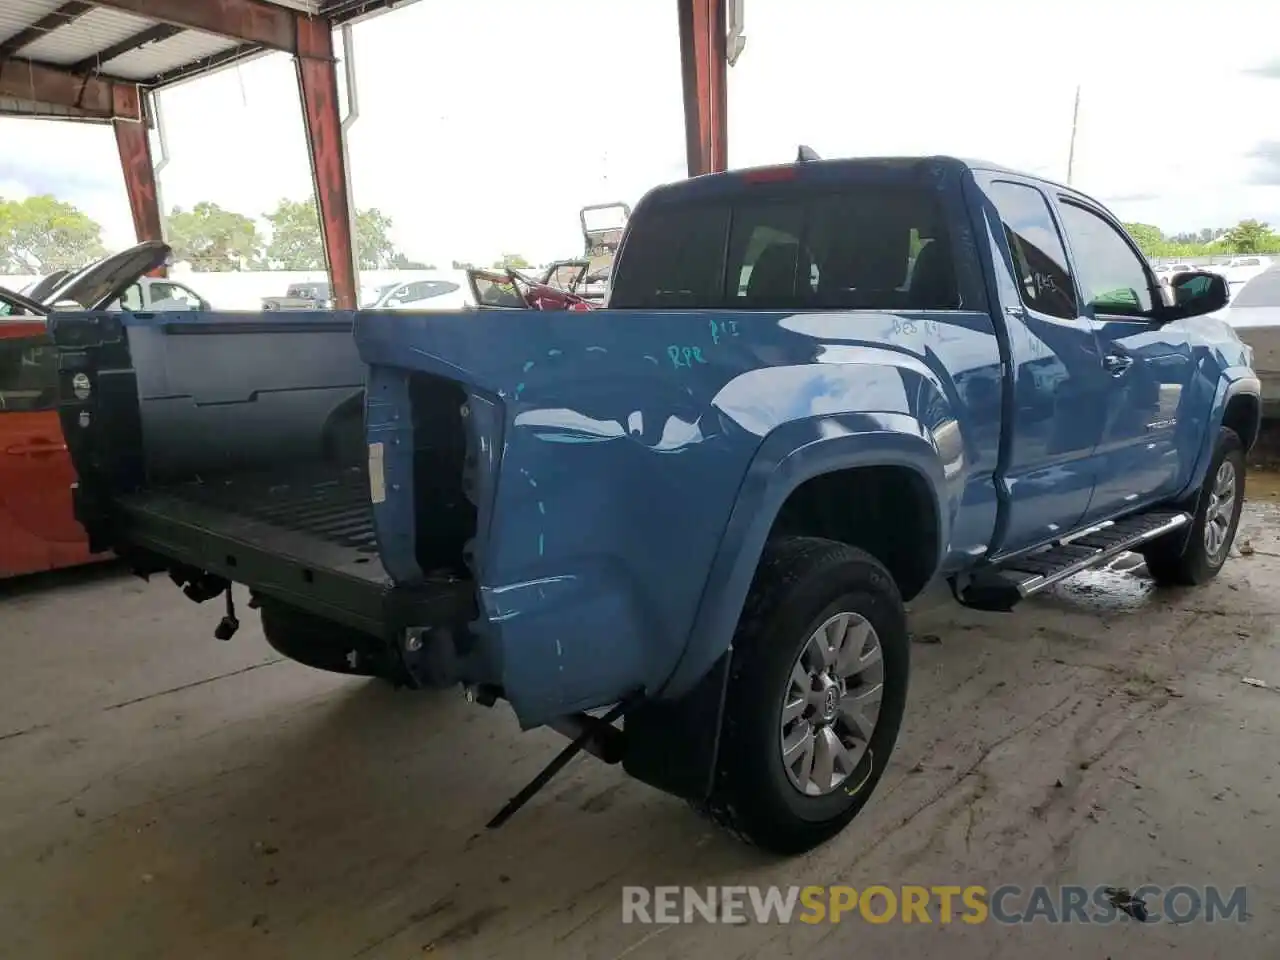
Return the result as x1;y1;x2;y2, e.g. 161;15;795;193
1;0;1279;266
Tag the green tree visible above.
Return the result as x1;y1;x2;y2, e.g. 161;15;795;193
263;198;403;270
165;202;263;271
1122;222;1164;254
390;252;435;270
263;198;324;270
0;195;106;274
492;253;531;270
1222;219;1277;254
356;208;397;269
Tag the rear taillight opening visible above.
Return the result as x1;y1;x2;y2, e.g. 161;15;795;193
408;373;476;577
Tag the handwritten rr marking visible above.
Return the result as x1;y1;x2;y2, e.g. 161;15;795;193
667;345;707;369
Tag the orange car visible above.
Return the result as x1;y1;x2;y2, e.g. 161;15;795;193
0;242;169;577
0;312;102;577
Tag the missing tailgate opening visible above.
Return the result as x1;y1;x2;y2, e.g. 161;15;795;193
408;373;477;578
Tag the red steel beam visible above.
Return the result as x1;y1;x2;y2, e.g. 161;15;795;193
676;0;728;177
295;18;357;310
114;107;166;275
86;0;299;53
0;57;141;119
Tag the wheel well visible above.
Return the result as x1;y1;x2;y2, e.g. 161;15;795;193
768;466;940;600
1223;393;1260;454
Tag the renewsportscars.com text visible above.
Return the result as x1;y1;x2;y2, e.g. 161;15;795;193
621;884;1248;925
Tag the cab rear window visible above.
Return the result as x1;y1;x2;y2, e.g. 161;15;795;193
608;182;958;311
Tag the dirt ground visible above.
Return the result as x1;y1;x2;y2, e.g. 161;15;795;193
3;479;1280;959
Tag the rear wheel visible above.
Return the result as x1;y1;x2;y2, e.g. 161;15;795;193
1143;427;1245;586
697;537;909;854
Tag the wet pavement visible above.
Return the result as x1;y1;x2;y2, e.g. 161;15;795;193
2;491;1280;958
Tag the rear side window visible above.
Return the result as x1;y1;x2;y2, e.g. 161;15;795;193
986;181;1078;320
608;206;730;308
608;182;957;311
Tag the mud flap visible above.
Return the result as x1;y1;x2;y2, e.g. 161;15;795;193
622;649;732;802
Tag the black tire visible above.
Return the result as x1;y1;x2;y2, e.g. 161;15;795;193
697;536;909;855
1143;427;1245;586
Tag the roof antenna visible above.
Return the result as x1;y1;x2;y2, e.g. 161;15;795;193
797;145;821;162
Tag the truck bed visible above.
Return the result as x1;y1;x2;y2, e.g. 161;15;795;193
121;463;384;576
114;464;396;634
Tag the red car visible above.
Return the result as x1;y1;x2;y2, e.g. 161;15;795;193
466;267;596;311
0;242;168;577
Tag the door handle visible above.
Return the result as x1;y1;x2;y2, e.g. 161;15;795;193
1102;354;1134;377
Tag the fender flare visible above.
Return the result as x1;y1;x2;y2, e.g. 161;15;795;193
660;412;950;700
1177;369;1260;500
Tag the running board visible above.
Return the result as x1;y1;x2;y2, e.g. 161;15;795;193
957;510;1191;612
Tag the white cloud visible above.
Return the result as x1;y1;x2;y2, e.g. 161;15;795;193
2;0;1278;261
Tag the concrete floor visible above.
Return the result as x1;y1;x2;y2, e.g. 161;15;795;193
3;481;1280;959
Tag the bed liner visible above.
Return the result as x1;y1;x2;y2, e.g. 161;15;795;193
113;464;469;637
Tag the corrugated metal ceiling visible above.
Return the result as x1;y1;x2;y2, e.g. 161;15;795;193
0;0;395;92
0;0;69;48
102;29;243;81
19;8;154;65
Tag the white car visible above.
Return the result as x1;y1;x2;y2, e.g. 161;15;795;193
365;272;474;311
1222;263;1280;418
112;277;211;312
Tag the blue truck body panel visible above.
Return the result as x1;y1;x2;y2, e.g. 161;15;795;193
51;155;1260;734
357;307;1003;721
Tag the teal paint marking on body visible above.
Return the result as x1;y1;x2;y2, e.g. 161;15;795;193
666;345;707;369
708;318;741;344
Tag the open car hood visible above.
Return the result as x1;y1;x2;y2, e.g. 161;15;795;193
0;285;50;317
22;270;72;302
43;241;171;310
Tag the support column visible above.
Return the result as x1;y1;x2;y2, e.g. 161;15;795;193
676;0;727;177
113;92;166;275
295;17;357;310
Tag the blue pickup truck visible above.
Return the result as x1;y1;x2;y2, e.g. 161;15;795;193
51;156;1259;855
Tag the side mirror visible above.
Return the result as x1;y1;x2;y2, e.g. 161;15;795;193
1169;270;1229;319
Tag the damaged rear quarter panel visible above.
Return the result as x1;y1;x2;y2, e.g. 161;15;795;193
354;308;1002;727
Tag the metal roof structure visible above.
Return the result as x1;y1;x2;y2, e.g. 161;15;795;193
0;0;408;120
